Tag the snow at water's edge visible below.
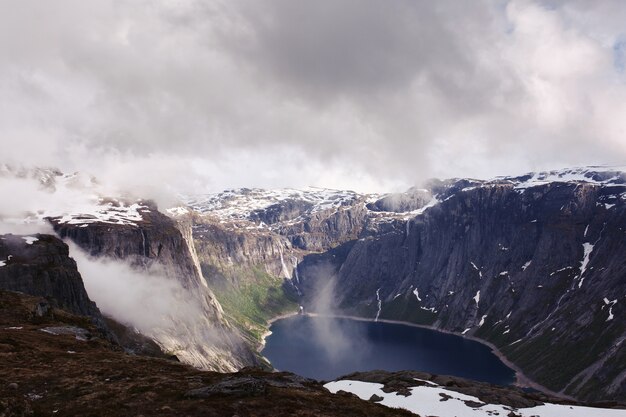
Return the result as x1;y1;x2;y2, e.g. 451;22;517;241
324;380;625;417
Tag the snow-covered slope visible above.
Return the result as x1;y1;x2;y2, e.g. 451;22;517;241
495;166;626;189
325;379;625;417
0;165;149;228
179;187;369;224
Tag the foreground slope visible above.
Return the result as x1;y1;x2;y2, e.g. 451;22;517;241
0;290;413;417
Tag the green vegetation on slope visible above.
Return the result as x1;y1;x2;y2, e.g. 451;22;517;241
205;265;298;349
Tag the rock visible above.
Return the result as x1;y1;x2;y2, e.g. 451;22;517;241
39;326;91;341
367;187;432;213
33;300;50;317
439;393;452;402
368;394;383;402
7;383;18;390
464;400;485;408
185;377;267;398
0;234;103;322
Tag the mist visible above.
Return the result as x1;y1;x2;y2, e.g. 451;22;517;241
68;242;245;369
69;243;204;334
299;262;371;363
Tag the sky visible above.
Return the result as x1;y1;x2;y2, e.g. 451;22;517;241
1;0;626;196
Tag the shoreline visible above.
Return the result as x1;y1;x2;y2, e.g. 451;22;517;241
260;311;572;401
256;310;300;354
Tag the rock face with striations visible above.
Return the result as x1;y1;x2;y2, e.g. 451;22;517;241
49;200;259;372
0;233;103;322
296;167;626;402
179;167;626;402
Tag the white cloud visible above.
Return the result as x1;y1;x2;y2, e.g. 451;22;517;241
0;0;624;196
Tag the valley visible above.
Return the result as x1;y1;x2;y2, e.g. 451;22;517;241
0;166;624;415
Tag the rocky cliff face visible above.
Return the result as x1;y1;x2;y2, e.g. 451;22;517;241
178;188;381;291
296;168;626;402
179;167;626;402
0;233;103;322
49;200;259;372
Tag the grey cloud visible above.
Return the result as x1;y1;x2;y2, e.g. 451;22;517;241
0;0;625;197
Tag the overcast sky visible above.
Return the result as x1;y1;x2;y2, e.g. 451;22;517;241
1;0;626;196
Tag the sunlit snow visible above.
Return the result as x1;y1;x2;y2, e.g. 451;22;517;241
325;380;626;417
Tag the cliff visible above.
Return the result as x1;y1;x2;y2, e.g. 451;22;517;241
49;200;259;372
179;168;626;402
0;233;103;322
298;172;626;402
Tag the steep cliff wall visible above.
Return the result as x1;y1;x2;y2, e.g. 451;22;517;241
49;202;259;372
174;168;626;401
298;179;626;401
0;233;102;321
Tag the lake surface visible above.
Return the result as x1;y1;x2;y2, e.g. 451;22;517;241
262;315;516;384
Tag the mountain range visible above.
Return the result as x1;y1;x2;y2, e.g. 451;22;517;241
0;165;624;414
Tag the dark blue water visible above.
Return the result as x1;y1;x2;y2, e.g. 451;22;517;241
262;315;516;384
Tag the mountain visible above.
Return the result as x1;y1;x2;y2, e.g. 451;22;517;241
0;166;259;372
0;244;621;416
48;200;259;372
1;165;623;403
175;166;626;402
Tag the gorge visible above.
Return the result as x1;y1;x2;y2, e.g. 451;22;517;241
0;166;624;416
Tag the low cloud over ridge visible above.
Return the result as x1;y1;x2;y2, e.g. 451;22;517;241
1;1;625;195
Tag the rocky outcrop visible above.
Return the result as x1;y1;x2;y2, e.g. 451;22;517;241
49;202;259;372
192;218;296;285
0;234;102;322
367;187;432;213
277;203;369;252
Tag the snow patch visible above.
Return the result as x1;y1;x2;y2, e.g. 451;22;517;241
473;290;480;305
166;206;189;216
470;262;483;278
478;314;487;327
52;201;147;226
502;166;626;193
22;236;38;245
521;261;532;271
577;243;594;288
375;288;382;322
603;298;617;322
324;379;625;417
412;288;422;302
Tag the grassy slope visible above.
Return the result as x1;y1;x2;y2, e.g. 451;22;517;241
204;265;298;350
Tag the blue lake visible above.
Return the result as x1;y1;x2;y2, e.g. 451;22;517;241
262;315;516;384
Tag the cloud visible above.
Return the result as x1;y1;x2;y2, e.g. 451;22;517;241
68;242;244;369
69;244;204;334
0;0;625;196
